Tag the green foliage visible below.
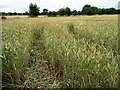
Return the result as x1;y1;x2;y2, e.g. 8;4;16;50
82;5;94;15
48;11;57;17
58;7;71;16
29;3;39;17
58;8;66;16
24;11;29;15
82;4;117;15
42;9;48;15
65;7;71;16
1;4;119;16
105;8;117;14
91;7;99;14
72;10;78;16
43;9;48;12
78;11;82;15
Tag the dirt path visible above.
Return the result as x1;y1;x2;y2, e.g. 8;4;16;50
25;29;54;88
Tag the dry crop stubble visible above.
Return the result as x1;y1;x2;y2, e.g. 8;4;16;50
2;15;119;88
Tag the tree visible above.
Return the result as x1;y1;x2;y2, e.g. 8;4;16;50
42;9;48;15
48;11;57;17
82;4;94;15
78;11;82;15
58;7;71;16
8;12;13;15
100;8;117;14
13;12;17;15
101;8;106;14
23;11;29;15
97;8;102;15
47;11;53;17
91;6;99;14
116;9;120;14
106;8;116;14
58;8;66;16
25;11;29;15
72;10;78;16
65;7;71;16
29;3;39;17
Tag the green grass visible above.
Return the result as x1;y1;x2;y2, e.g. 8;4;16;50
2;15;119;88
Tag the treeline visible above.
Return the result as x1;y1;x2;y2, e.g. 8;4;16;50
1;12;29;16
1;4;120;17
42;5;120;17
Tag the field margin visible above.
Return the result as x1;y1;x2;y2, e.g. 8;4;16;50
118;1;120;89
0;13;2;89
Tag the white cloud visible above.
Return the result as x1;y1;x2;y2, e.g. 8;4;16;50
0;0;119;12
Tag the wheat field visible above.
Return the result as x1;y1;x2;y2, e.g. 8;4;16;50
1;15;119;88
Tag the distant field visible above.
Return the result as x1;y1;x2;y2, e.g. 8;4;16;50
2;15;119;88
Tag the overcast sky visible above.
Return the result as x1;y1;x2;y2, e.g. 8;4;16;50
0;0;119;13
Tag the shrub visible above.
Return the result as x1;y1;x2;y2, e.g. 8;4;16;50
1;16;7;19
